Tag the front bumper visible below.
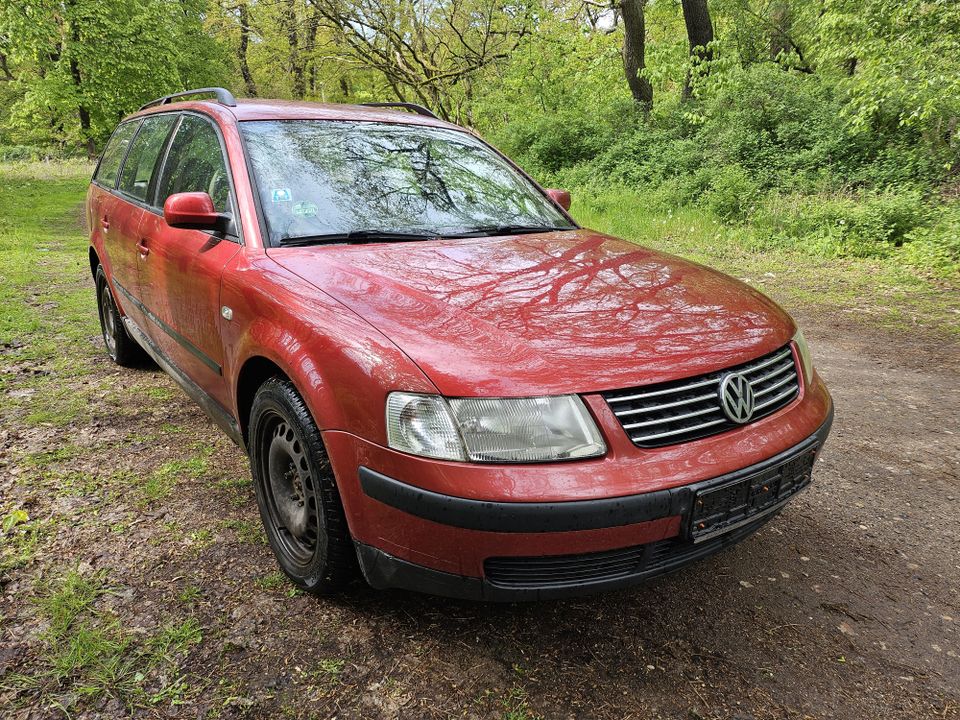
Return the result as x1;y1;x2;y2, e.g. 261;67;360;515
352;407;833;600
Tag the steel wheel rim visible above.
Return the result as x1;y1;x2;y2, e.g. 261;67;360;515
99;283;118;357
259;411;321;566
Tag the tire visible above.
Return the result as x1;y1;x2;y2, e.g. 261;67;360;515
248;377;356;594
95;266;145;366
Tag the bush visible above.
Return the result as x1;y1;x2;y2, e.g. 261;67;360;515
494;111;616;174
695;65;865;192
486;62;956;277
751;188;928;258
0;145;46;161
700;164;761;221
900;204;960;277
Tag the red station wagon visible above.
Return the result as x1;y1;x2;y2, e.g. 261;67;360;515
87;87;833;600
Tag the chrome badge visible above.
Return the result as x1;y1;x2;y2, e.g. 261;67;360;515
719;373;755;424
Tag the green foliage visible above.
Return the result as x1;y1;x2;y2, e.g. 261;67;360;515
899;203;960;276
817;0;960;162
497;111;619;174
702;164;762;221
0;0;232;150
751;188;928;258
0;0;955;277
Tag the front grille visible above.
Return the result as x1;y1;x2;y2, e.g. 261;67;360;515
484;514;772;590
603;344;800;448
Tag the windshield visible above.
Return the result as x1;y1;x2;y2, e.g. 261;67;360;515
240;120;575;245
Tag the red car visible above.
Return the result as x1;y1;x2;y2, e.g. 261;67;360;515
88;87;833;600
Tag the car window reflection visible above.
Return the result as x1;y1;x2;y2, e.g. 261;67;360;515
240;120;573;244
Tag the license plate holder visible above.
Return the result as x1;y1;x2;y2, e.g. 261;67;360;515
689;445;818;543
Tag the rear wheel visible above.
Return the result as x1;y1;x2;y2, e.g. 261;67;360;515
249;377;356;593
95;266;145;366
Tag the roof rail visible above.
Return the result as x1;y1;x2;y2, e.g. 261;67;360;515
139;87;237;111
360;102;438;120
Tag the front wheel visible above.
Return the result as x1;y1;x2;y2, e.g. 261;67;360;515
249;377;356;593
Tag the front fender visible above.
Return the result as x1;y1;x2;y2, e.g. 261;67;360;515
222;253;438;444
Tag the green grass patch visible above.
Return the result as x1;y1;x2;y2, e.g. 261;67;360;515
3;569;203;714
0;508;48;577
222;518;266;545
254;571;287;592
140;453;211;506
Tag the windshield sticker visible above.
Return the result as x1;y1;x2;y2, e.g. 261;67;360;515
271;188;292;202
292;201;318;218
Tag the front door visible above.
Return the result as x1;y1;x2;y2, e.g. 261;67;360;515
138;113;241;409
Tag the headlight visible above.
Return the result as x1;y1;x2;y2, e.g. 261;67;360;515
793;328;814;384
386;392;606;463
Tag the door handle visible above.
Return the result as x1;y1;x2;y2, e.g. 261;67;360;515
100;214;110;230
136;239;150;258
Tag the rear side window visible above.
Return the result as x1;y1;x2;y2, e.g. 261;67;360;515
94;121;140;188
118;114;178;204
156;115;232;214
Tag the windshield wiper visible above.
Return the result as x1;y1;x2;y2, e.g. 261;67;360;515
445;224;573;238
280;229;441;246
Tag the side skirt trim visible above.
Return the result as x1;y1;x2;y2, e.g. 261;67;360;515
120;315;244;448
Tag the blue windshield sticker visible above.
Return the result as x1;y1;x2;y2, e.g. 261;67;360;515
271;188;292;202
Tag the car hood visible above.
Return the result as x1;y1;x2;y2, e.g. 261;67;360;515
268;230;795;396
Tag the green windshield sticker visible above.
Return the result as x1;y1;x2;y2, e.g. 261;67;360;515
292;201;318;217
271;188;292;202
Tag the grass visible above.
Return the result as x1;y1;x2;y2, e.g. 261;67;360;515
222;518;267;545
0;160;99;431
140;445;214;505
572;188;960;337
4;570;203;713
0;161;246;715
0;507;48;577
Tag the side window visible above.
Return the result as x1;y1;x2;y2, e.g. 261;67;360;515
94;121;140;188
157;115;233;214
117;114;178;204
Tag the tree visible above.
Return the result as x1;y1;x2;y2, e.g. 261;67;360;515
680;0;714;100
237;0;257;97
306;0;531;120
620;0;652;109
0;0;231;152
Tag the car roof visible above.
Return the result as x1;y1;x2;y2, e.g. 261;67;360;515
129;98;464;131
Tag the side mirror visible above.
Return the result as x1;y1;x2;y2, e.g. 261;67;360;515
163;192;227;231
546;188;571;211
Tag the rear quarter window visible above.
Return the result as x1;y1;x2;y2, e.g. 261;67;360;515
94;121;140;188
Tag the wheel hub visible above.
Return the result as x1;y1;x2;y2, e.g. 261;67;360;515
100;285;118;356
266;421;316;547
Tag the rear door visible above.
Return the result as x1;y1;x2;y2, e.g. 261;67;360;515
91;120;144;323
137;113;241;408
110;113;179;320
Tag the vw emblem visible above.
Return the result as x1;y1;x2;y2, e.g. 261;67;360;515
718;372;755;424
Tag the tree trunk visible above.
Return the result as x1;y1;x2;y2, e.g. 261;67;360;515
238;1;257;96
769;2;791;61
66;23;94;156
279;0;305;99
680;0;714;100
620;0;652;110
0;53;14;81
